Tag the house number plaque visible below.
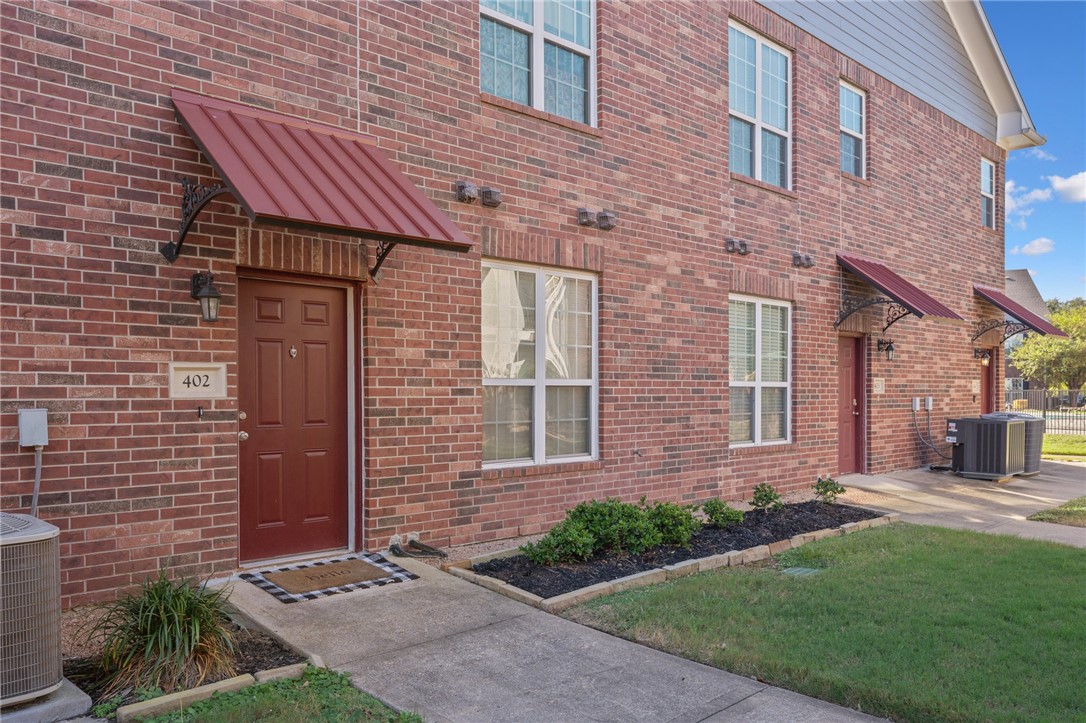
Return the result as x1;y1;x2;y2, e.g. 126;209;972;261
169;362;228;399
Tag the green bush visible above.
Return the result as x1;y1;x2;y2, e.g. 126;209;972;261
813;476;846;504
520;519;596;565
643;499;701;547
91;569;236;697
566;498;661;554
751;483;783;512
703;499;745;529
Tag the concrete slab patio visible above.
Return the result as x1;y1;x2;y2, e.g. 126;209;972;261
230;555;882;722
839;459;1086;547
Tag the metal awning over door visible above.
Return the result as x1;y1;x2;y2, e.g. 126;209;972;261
835;251;963;330
164;89;473;274
972;284;1068;341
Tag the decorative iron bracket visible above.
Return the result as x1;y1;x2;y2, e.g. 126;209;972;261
369;238;398;279
161;177;234;263
972;318;1031;343
834;294;912;331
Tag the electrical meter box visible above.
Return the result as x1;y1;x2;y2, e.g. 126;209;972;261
18;408;49;447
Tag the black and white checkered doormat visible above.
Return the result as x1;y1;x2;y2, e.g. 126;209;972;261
239;552;418;604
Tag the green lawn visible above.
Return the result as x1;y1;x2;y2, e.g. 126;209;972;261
568;525;1086;722
1042;434;1086;459
1029;496;1086;528
141;667;418;723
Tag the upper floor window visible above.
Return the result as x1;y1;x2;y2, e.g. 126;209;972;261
728;22;791;189
981;158;996;228
840;82;865;177
480;0;595;125
482;261;598;466
729;295;791;446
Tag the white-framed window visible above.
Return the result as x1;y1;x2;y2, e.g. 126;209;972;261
729;295;791;446
840;81;865;177
482;261;598;466
981;158;996;228
728;21;791;189
480;0;596;125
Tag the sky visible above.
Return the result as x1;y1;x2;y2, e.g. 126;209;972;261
982;0;1086;303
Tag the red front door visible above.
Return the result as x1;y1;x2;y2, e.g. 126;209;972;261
981;346;995;414
238;277;349;561
837;336;864;474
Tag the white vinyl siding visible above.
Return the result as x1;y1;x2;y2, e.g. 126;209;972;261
981;158;996;229
729;296;791;446
728;22;791;189
481;0;596;125
482;261;598;466
840;82;865;177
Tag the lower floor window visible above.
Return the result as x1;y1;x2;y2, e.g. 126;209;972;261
729;295;791;445
482;261;597;465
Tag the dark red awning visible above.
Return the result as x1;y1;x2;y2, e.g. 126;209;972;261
170;89;472;252
836;252;963;321
974;284;1067;337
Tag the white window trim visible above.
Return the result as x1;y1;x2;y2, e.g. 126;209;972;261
482;259;599;468
981;158;996;229
729;294;792;448
840;80;865;178
480;1;598;126
728;20;792;189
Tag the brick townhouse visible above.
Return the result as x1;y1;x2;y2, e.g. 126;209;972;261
1;0;1058;607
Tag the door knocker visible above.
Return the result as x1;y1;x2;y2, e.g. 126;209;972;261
289;345;298;358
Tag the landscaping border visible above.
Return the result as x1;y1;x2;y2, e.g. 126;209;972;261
442;513;901;612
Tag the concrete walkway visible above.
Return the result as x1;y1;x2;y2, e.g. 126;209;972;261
230;556;881;722
840;459;1086;547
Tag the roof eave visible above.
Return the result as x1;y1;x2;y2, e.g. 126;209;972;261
943;0;1044;150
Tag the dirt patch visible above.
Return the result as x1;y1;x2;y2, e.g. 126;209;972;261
473;502;880;600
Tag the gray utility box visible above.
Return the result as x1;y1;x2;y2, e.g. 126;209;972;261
946;417;1025;481
982;412;1045;476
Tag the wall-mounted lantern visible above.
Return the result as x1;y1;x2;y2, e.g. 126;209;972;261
191;272;222;323
877;338;895;362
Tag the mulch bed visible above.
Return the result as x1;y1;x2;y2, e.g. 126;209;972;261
64;622;306;706
474;502;880;600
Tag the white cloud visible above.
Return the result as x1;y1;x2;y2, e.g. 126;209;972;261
1028;269;1038;278
1009;245;1019;255
1020;237;1055;256
1005;180;1052;230
1047;171;1086;203
1024;148;1057;161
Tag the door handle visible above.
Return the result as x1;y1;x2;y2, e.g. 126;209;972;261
238;431;249;442
853;411;860;416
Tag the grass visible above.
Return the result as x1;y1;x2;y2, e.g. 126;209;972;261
141;666;419;723
1042;434;1086;460
568;525;1086;722
1028;496;1086;528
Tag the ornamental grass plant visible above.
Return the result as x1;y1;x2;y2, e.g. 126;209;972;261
90;569;236;697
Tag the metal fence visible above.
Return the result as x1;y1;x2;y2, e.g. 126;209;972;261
1003;388;1086;435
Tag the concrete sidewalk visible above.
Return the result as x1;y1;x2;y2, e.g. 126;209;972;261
839;459;1085;547
230;556;881;722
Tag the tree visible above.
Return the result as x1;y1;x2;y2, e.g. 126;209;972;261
1046;297;1085;315
1010;306;1086;390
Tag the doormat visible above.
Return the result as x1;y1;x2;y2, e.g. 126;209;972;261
240;552;418;603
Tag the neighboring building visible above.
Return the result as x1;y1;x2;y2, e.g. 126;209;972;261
0;0;1059;607
1002;269;1054;391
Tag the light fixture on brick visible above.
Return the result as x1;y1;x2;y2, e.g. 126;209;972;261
577;208;597;226
191;272;222;323
792;250;815;268
973;348;991;366
455;180;479;203
877;338;895;362
597;210;618;230
725;238;750;255
480;187;502;207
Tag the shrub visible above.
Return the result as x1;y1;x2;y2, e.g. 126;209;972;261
643;499;701;547
813;476;846;504
520;519;595;565
566;498;661;554
751;483;783;512
703;499;745;529
91;569;236;697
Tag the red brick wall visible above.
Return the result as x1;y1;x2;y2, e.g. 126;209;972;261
2;0;1007;607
